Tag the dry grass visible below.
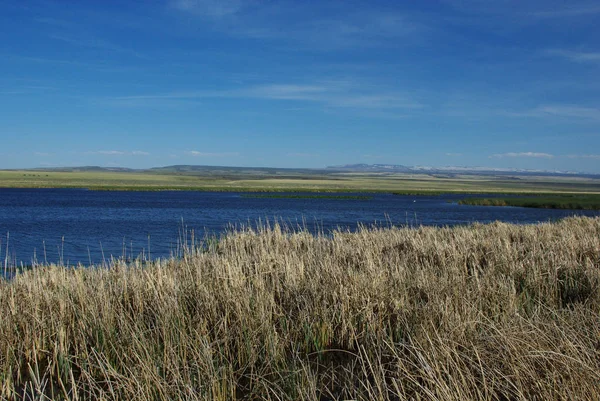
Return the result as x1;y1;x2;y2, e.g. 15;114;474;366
1;217;599;400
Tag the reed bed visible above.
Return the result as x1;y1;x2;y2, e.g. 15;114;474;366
1;217;599;400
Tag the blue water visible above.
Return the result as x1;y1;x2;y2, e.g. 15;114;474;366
0;188;597;266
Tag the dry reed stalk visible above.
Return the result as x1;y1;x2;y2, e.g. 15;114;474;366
0;217;599;400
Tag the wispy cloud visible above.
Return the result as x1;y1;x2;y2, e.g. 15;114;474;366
7;55;91;66
450;1;600;19
96;150;125;155
490;152;554;159
536;106;600;120
48;34;145;58
329;94;421;110
242;84;328;101
286;152;320;158
241;84;422;109
445;153;463;157
34;17;73;27
531;4;600;18
0;90;28;95
362;154;385;159
6;54;140;74
546;49;600;63
186;151;240;157
170;0;246;17
567;154;600;160
293;12;422;49
170;1;422;49
110;83;422;112
88;150;150;156
505;105;600;120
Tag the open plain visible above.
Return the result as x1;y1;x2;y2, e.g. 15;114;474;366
3;168;600;195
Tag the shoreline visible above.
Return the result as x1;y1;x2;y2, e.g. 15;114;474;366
2;184;600;196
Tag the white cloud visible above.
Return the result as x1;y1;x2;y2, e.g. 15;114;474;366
296;12;421;48
546;49;600;63
239;84;328;102
96;150;125;155
537;106;600;120
48;34;145;58
567;154;600;160
446;1;600;19
445;152;462;156
330;94;421;110
89;150;150;156
242;84;422;109
170;1;422;49
111;83;422;112
505;105;600;120
490;152;554;159
186;151;240;157
532;4;600;18
170;0;246;17
286;152;320;157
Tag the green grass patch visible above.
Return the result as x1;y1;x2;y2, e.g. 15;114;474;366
459;194;600;210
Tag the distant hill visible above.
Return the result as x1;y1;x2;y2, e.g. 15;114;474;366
149;165;331;176
31;166;136;173
327;164;413;172
326;164;600;178
19;164;600;179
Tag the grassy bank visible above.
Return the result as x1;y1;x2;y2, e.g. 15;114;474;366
1;218;599;400
459;194;600;210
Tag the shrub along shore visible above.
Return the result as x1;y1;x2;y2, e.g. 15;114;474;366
1;217;599;400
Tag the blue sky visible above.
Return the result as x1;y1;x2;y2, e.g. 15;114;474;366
1;0;599;172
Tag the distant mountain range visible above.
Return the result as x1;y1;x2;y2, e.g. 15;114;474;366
25;164;599;179
327;164;413;172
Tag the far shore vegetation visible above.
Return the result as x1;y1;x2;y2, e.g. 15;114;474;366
241;193;372;200
1;217;599;400
459;194;600;210
2;168;600;195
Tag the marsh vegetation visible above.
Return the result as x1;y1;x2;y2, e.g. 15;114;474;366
459;194;600;210
1;217;599;400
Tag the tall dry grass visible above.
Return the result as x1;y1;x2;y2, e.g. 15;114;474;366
0;217;599;400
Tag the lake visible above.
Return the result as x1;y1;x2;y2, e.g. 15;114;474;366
0;188;598;266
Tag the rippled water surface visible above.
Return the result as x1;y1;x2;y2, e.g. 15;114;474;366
0;188;597;265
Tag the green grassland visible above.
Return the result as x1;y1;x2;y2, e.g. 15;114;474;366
3;168;600;195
